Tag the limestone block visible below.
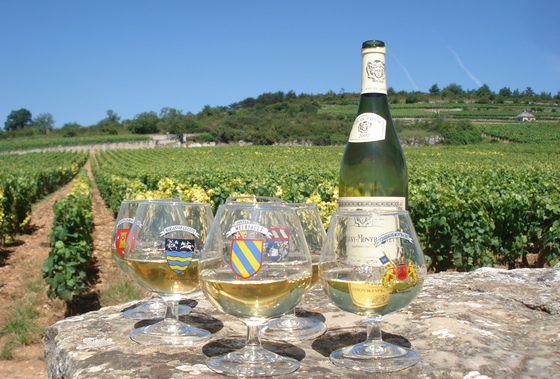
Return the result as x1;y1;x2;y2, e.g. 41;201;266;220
44;265;560;378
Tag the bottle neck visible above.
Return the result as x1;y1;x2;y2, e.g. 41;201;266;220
361;47;387;95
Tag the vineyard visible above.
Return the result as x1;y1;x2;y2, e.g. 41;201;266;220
1;92;559;374
481;122;560;143
1;137;559;274
0;151;88;246
88;142;560;271
323;102;560;122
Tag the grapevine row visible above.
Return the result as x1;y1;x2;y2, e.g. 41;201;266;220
481;122;560;143
42;169;94;311
91;144;560;271
0;152;88;246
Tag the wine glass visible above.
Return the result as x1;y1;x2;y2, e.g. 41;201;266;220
261;203;327;340
111;199;192;319
320;209;426;372
199;198;313;376
124;201;213;345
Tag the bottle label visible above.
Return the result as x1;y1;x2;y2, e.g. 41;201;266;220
361;49;387;95
348;113;386;143
348;282;392;308
338;196;405;267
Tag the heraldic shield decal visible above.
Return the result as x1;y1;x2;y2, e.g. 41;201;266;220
115;228;130;257
265;227;290;261
165;238;195;274
230;238;264;279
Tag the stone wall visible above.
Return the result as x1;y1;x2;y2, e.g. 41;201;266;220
43;266;560;378
3;134;443;155
1;134;184;155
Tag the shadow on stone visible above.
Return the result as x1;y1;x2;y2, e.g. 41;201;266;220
121;299;199;314
311;328;412;357
132;318;159;328
65;291;101;317
132;313;224;334
179;313;224;334
295;309;326;323
121;302;141;314
202;338;306;362
180;299;199;309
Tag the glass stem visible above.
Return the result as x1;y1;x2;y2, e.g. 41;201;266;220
244;322;270;361
287;307;297;317
364;315;384;350
148;293;164;309
279;308;298;328
246;323;262;351
165;300;179;321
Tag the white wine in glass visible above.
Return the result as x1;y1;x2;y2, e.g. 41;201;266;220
124;201;213;345
199;197;313;376
320;209;426;373
111;198;192;319
261;203;327;341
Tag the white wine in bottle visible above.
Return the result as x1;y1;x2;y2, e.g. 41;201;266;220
338;40;407;267
338;40;407;211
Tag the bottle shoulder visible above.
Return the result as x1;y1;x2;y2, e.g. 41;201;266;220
357;93;391;114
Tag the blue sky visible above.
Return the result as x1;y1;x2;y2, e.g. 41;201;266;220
1;0;559;128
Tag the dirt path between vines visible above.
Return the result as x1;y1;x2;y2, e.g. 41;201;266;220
0;158;116;378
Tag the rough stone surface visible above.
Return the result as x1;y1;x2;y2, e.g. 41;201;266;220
44;266;560;378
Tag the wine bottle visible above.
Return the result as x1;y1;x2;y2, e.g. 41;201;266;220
338;40;407;267
338;40;407;211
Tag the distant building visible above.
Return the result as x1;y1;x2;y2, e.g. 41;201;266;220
516;110;536;122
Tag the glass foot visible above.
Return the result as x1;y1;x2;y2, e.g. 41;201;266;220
206;346;300;377
330;341;420;373
261;316;326;341
130;318;211;345
123;300;191;320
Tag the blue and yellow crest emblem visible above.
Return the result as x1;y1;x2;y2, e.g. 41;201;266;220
230;238;264;279
165;238;194;274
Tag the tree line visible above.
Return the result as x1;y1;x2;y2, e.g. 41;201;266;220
400;83;556;105
2;84;558;145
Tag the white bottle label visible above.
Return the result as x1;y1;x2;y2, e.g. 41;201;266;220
344;213;399;267
361;48;387;95
338;196;405;267
348;113;386;143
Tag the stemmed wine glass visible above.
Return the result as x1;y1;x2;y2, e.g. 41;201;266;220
199;197;313;376
111;199;191;319
320;209;426;372
124;201;213;345
261;203;327;340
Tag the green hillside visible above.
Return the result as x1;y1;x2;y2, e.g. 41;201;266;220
1;88;559;152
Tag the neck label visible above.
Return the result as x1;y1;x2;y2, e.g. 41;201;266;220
361;49;387;94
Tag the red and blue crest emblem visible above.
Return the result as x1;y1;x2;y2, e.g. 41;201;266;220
230;238;264;279
115;228;130;257
165;238;195;274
